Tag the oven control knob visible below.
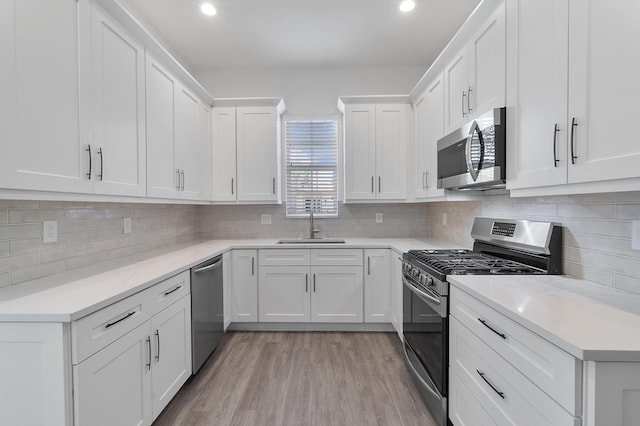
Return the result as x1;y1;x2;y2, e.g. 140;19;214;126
426;276;433;287
412;268;420;277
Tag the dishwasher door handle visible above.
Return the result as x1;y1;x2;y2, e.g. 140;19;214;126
194;259;222;274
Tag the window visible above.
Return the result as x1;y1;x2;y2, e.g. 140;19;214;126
285;120;338;217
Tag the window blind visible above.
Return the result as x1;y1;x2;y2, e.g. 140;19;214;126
285;120;338;217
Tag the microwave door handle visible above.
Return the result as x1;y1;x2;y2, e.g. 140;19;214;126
465;120;480;182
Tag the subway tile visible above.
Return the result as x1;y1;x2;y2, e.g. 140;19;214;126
0;200;39;209
557;203;616;219
615;274;640;295
65;209;106;220
85;238;122;254
40;244;87;263
0;253;40;273
614;239;640;259
0;224;41;240
0;272;9;288
58;221;87;234
563;246;583;263
66;252;108;271
85;219;123;232
616;204;640;220
11;261;66;284
582;220;631;238
0;242;8;257
563;261;614;287
0;210;7;224
8;209;66;224
564;233;614;253
582;251;640;277
10;238;64;255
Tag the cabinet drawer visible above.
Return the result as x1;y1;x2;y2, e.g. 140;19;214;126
72;289;151;364
146;270;190;317
450;286;581;415
450;317;579;426
311;249;363;266
259;249;310;266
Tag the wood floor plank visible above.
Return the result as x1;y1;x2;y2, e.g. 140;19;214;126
153;331;437;426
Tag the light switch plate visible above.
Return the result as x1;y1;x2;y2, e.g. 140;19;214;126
261;214;272;225
43;221;57;243
633;220;640;250
376;213;383;223
123;217;132;234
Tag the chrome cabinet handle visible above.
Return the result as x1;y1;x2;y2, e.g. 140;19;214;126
155;330;160;362
146;336;151;370
251;257;254;275
421;171;425;189
313;274;316;292
425;170;430;189
467;86;473;113
462;91;466;117
86;145;92;179
553;124;560;167
477;370;504;399
163;284;183;296
98;147;104;181
231;178;234;195
176;169;181;190
478;318;506;339
272;177;275;194
378;176;381;193
305;273;308;292
181;170;185;190
570;117;578;165
105;311;135;328
367;257;371;275
371;176;374;193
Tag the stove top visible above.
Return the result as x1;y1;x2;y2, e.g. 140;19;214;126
405;249;545;280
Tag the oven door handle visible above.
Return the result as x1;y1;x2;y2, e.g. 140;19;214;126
402;274;441;306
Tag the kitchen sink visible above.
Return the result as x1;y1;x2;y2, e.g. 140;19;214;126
277;238;346;244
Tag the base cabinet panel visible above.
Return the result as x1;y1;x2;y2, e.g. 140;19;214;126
231;250;258;322
259;266;311;322
583;361;640;426
74;322;153;426
311;266;363;323
364;249;391;323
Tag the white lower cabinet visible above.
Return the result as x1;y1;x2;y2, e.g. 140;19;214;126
364;249;391;323
257;249;364;323
231;249;258;322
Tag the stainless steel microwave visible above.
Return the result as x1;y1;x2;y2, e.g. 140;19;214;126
437;107;506;191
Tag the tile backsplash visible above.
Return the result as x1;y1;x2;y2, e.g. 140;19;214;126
428;191;640;295
197;203;430;240
0;201;197;288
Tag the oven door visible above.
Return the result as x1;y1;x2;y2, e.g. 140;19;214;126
402;272;448;426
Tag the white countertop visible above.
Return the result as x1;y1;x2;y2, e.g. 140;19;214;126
0;237;459;322
449;274;640;362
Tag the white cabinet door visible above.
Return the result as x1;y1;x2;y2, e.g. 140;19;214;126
375;104;408;200
468;2;506;116
74;321;152;426
175;84;201;200
90;5;146;197
146;56;178;199
0;0;93;194
236;107;279;202
444;48;470;135
198;102;212;201
259;266;310;322
222;251;231;330
425;74;446;197
567;0;640;184
413;92;429;199
311;266;363;323
231;250;258;322
344;104;376;201
506;0;569;190
150;296;191;419
212;107;238;201
364;249;391;323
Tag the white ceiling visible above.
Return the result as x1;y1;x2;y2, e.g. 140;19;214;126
118;0;482;72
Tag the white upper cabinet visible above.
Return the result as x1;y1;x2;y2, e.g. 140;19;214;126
211;99;284;204
507;0;640;193
0;0;93;194
566;0;640;184
414;73;446;199
341;99;410;202
212;108;237;201
146;55;211;201
90;4;146;197
444;2;506;135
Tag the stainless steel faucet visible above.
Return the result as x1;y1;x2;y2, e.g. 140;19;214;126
309;210;320;239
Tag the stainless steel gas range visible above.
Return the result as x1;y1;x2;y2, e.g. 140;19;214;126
401;217;562;426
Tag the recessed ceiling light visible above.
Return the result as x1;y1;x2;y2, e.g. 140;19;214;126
399;0;416;12
200;3;217;16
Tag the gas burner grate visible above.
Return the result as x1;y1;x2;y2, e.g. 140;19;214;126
407;249;544;275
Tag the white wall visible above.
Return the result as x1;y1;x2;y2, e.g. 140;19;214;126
196;65;425;117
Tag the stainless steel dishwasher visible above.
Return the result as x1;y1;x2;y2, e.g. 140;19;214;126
190;255;224;374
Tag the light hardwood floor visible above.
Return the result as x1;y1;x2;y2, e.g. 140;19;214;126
154;331;437;426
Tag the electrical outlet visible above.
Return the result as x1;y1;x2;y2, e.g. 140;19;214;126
633;220;640;250
376;213;383;223
123;217;132;234
442;213;448;226
43;221;57;243
261;214;272;225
